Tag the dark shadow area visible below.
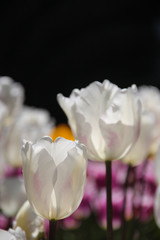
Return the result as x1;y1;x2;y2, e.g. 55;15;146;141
0;1;159;123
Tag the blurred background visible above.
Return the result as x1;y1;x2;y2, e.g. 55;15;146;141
0;1;160;124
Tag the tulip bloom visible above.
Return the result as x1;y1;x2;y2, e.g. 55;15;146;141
0;76;24;125
0;76;24;144
50;123;75;141
0;177;27;217
14;200;44;240
4;106;54;167
21;136;87;220
57;80;141;161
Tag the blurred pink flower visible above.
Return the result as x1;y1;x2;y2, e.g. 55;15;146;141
0;214;8;230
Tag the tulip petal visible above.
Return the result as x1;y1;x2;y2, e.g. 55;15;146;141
72;80;119;136
71;112;106;161
52;137;78;166
0;229;15;240
36;136;53;155
57;81;120;161
8;227;26;240
22;141;57;219
57;92;78;135
14;200;44;239
99;87;141;160
52;142;87;220
99;120;137;160
122;111;154;166
0;227;26;240
71;81;119;161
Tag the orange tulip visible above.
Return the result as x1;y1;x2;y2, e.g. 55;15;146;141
50;123;74;141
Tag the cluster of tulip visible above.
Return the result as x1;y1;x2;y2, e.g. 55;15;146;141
0;77;160;240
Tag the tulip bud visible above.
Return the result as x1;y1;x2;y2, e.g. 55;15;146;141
21;136;88;220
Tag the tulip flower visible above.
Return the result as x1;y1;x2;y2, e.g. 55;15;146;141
50;123;74;141
57;80;141;240
4;106;54;167
0;76;24;127
14;200;44;240
21;136;87;221
57;80;141;162
0;177;27;217
0;76;24;151
0;101;8;135
0;227;26;240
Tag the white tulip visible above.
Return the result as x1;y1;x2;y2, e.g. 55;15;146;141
21;136;87;220
0;101;8;126
4;106;54;167
0;76;24;125
14;200;44;240
0;177;27;217
57;80;141;161
0;76;24;145
17;106;54;142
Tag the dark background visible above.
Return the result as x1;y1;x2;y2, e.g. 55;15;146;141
0;1;160;124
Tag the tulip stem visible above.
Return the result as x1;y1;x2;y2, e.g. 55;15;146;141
121;164;132;240
138;158;148;219
49;220;57;240
105;160;113;240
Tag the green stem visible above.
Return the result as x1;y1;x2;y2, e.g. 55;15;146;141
49;220;57;240
105;160;113;240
